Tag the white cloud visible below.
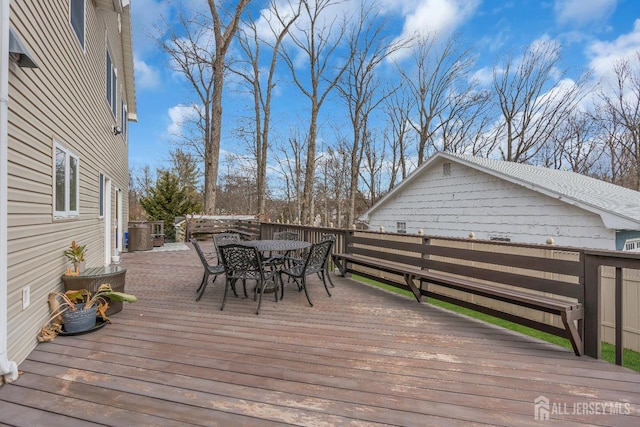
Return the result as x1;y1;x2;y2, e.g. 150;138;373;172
587;18;640;82
134;58;161;90
388;0;481;61
471;66;493;87
554;0;617;27
167;104;200;137
401;0;479;38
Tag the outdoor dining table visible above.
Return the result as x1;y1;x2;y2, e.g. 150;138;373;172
239;239;312;294
241;239;311;253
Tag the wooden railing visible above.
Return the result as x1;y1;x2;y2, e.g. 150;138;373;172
200;220;640;364
583;250;640;365
185;217;261;241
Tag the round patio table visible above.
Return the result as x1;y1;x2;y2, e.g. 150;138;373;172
240;240;311;294
241;239;311;252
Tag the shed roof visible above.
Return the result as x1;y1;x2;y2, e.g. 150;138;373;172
363;152;640;230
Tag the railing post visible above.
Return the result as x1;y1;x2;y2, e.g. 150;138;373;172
583;254;601;359
615;267;623;366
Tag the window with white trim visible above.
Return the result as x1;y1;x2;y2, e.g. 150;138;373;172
397;221;407;234
106;50;117;116
70;0;85;50
54;142;79;218
624;238;640;251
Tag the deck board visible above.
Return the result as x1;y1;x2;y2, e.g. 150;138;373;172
1;242;638;426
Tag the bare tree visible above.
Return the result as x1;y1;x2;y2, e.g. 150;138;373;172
595;53;640;189
158;12;212;159
273;128;307;223
280;0;352;224
204;0;251;212
439;87;493;156
217;157;257;214
540;110;601;174
490;39;587;163
232;1;301;216
133;165;155;198
382;83;415;190
325;143;350;227
398;35;476;165
336;0;407;227
359;130;386;207
158;1;251;214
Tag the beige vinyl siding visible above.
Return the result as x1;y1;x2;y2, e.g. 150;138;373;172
6;1;131;365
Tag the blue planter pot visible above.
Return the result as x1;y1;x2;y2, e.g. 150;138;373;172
61;303;97;333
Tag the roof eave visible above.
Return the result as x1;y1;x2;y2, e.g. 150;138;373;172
121;4;137;120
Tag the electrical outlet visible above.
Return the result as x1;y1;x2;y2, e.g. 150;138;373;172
22;286;30;309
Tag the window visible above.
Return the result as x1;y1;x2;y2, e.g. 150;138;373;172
106;50;117;116
625;238;640;251
121;99;127;140
54;142;79;218
397;221;407;234
443;162;451;176
99;173;104;218
70;0;85;50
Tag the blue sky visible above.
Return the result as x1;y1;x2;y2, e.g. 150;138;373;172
128;0;640;178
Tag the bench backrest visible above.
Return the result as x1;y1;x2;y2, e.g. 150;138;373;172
344;232;585;303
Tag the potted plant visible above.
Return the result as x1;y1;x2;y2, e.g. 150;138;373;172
38;283;137;341
64;240;86;274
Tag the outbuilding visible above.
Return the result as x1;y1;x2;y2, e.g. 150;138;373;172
360;152;640;250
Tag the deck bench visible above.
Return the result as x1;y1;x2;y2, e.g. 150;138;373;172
332;235;585;356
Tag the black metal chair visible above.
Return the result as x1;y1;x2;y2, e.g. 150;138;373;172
278;239;333;307
213;232;240;250
212;232;245;297
218;244;279;315
191;239;226;302
320;233;337;288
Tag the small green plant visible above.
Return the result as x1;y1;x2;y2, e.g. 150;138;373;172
64;240;86;263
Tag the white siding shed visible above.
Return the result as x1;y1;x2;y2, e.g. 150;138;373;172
361;153;640;250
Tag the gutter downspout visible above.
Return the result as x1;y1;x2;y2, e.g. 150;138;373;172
0;0;18;384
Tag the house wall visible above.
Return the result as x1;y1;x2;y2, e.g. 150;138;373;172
367;158;615;250
7;1;130;364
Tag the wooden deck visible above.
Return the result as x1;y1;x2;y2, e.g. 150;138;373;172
1;242;639;426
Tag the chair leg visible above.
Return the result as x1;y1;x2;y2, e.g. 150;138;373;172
196;273;206;294
220;278;231;310
256;280;265;315
319;271;332;297
325;267;335;288
196;272;209;301
278;272;286;300
300;277;313;307
229;278;239;298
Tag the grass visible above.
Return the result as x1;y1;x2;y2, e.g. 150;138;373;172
353;275;640;372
